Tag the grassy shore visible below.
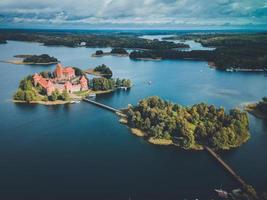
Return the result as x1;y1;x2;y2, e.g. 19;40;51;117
13;100;70;105
128;126;203;148
13;89;116;106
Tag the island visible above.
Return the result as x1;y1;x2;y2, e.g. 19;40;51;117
85;64;113;79
92;48;129;57
22;54;58;64
161;33;267;71
13;63;132;105
245;97;267;119
88;64;131;91
121;96;250;150
6;54;59;65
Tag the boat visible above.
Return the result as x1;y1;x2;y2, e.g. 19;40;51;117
88;93;96;98
215;188;228;198
119;86;128;90
70;100;80;104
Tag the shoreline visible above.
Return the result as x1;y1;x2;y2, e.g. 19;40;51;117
13;89;116;105
84;68;112;77
2;60;58;65
124;124;203;149
13;99;71;105
91;52;129;57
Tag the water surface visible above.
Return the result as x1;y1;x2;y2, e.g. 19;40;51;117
0;40;266;200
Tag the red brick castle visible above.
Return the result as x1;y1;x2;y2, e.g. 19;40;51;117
33;63;88;95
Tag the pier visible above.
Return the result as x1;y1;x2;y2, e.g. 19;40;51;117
204;146;258;198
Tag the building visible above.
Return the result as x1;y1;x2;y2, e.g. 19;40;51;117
80;76;88;91
33;64;89;96
54;63;75;80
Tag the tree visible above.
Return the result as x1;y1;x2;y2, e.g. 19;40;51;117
95;50;104;55
94;64;112;79
144;118;151;130
13;89;25;101
50;90;59;101
61;89;70;101
24;90;35;102
92;77;115;91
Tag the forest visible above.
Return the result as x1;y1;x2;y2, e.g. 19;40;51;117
0;30;188;49
23;54;58;64
129;46;267;71
94;64;113;79
126;96;250;150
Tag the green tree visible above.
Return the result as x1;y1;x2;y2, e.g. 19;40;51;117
61;89;70;101
13;89;25;101
24;90;35;102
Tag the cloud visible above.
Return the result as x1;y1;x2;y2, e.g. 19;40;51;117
0;0;267;27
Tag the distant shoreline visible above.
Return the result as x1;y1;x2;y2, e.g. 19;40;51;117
91;52;129;57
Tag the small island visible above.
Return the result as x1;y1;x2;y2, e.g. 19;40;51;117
92;48;129;57
89;64;131;91
7;54;59;65
245;97;267;119
13;63;132;105
122;96;250;150
85;64;114;78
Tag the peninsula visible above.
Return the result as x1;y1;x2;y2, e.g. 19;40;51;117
245;97;267;119
123;96;250;150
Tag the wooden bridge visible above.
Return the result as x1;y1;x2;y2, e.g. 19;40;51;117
204;146;258;198
83;98;126;117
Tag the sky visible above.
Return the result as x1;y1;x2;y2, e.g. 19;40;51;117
0;0;267;29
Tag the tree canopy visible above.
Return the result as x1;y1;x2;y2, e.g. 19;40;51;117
126;96;250;150
94;64;113;79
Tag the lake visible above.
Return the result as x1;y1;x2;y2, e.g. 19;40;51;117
0;39;266;200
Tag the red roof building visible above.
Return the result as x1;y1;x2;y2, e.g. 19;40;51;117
33;73;55;95
33;64;89;96
55;63;75;80
80;76;88;91
64;81;73;93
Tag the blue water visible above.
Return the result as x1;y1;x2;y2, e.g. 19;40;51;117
0;40;266;200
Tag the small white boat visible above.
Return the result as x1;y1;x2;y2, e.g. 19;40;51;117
119;86;128;90
88;93;96;98
215;188;228;198
70;100;80;104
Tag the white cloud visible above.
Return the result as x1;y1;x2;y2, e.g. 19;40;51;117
0;0;266;27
